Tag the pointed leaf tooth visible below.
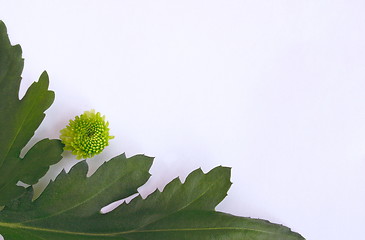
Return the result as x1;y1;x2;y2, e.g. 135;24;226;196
0;22;62;204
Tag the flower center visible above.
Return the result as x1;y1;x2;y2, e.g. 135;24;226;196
60;110;114;159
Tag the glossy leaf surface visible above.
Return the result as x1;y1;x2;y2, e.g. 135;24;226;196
0;20;305;240
0;21;63;205
0;156;304;239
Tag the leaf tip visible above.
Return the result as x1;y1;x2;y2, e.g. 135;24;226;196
39;71;50;86
0;20;6;30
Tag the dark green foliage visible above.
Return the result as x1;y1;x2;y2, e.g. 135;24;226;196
0;20;305;240
0;21;63;205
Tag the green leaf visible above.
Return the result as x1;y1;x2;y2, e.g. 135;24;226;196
0;20;64;205
0;155;304;240
0;20;305;240
121;211;305;240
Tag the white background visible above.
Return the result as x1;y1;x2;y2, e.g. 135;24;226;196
1;1;365;239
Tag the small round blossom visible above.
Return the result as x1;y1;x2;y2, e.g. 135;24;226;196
60;110;114;159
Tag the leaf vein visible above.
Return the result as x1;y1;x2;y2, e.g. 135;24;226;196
0;222;276;237
0;87;47;192
19;169;139;224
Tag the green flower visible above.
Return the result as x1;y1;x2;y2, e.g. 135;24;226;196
60;110;114;159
